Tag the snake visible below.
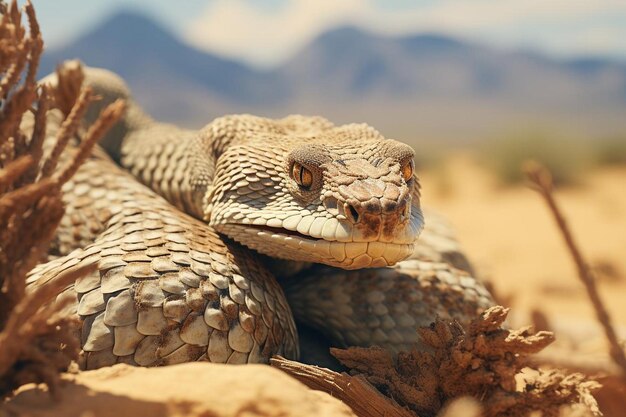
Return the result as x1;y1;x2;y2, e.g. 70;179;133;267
29;66;494;370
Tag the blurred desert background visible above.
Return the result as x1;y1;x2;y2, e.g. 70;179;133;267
34;0;626;331
2;1;624;415
422;155;626;329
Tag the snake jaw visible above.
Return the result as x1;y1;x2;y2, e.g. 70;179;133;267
216;222;418;269
212;198;423;269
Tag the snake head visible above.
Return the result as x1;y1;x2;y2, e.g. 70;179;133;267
203;115;423;270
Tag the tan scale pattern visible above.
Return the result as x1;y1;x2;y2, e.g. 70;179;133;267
28;67;494;369
204;123;423;269
282;210;493;354
284;259;493;354
31;146;298;369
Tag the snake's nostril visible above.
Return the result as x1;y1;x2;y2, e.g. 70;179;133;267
345;203;360;223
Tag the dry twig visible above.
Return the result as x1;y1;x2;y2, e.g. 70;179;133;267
40;86;95;177
524;160;626;379
0;263;95;398
52;59;85;117
0;1;126;398
22;83;50;184
270;356;414;417
55;98;125;185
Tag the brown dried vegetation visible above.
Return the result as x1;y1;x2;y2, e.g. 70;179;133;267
0;0;124;398
274;306;601;417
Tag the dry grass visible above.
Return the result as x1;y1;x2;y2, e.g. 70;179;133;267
0;0;124;398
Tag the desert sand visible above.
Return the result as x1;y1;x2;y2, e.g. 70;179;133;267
2;363;356;417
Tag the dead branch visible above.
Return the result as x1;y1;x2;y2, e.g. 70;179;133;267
524;160;626;380
22;84;50;184
40;86;94;177
0;262;96;379
22;0;41;88
270;356;415;417
53;59;85;117
0;154;31;192
0;1;27;99
0;0;126;398
324;306;599;417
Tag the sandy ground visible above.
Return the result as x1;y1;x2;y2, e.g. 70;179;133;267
420;153;626;336
2;364;356;417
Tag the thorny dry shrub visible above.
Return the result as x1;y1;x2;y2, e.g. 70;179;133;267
331;306;601;417
0;0;125;398
272;306;602;417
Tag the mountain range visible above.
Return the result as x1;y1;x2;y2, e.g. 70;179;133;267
40;11;626;143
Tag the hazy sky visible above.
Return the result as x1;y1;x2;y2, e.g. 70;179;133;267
35;0;626;68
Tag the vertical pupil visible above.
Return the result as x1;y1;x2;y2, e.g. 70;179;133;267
292;163;311;188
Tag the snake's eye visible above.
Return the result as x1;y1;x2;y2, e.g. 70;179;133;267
291;162;313;189
401;160;414;182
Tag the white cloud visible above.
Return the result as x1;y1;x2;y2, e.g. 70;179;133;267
184;0;626;67
184;0;367;67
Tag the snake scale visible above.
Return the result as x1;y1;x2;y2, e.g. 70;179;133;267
28;67;494;370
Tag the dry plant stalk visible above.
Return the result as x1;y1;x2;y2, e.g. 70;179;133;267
0;263;95;397
0;0;50;324
0;0;125;398
40;85;95;177
274;306;601;417
271;356;415;417
56;98;125;184
52;59;85;117
524;160;626;379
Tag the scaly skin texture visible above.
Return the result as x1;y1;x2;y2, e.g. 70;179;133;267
28;67;494;369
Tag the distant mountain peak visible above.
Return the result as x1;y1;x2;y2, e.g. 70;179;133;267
40;10;626;139
82;9;179;48
96;9;166;31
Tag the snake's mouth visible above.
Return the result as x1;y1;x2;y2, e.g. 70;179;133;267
218;223;415;269
246;224;314;240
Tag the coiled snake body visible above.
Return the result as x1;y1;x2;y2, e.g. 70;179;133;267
30;67;494;369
